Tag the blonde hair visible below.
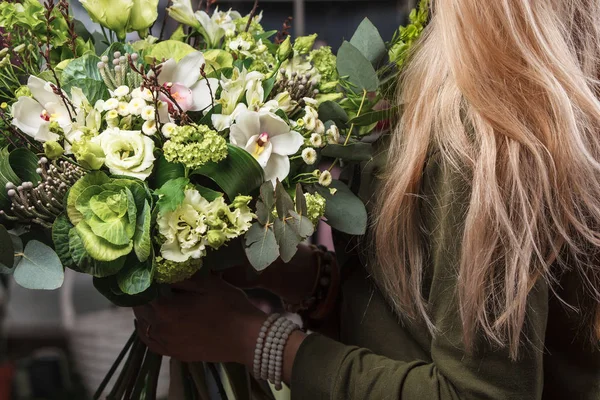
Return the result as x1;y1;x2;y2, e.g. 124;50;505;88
375;0;600;358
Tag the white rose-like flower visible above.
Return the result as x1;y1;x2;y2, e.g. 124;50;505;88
141;106;155;121
326;124;340;144
128;98;146;115
230;111;304;184
142;120;157;135
131;87;154;102
318;170;332;187
157;189;210;262
315;120;325;135
93;128;156;180
113;85;130;98
161;122;178;138
103;98;119;111
303;106;319;131
117;101;130;116
309;133;323;148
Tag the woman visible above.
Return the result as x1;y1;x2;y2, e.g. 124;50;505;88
135;0;600;398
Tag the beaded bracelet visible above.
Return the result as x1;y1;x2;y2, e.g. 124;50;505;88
253;315;300;390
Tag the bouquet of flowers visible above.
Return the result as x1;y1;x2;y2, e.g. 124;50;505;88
0;0;428;398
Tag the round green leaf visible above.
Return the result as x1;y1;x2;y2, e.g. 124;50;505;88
273;218;302;263
244;223;279;271
145;40;195;63
192;145;265;200
13;240;64;290
117;257;153;295
316;180;368;235
337;41;379;92
349;18;387;66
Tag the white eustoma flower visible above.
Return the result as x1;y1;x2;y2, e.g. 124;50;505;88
93;128;156;180
157;189;210;262
195;7;241;46
230;111;303;184
302;148;317;165
157;51;218;113
11;76;72;142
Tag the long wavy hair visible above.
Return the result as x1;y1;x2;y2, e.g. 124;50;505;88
374;0;600;358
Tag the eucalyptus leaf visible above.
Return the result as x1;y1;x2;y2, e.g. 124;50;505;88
153;155;186;189
275;181;295;220
337;41;379;92
255;201;271;225
288;210;314;238
318;102;349;128
295;184;308;217
316;180;368;235
192;145;264;200
0;225;14;270
259;182;275;211
117;257;153;295
244;223;279;272
321;143;373;162
13;240;64;290
347;107;399;126
350;18;387;66
273;218;301;263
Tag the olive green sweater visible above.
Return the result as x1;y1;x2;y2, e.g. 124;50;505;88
290;154;600;399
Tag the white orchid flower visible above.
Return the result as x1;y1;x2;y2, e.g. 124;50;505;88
195;7;241;46
230;111;303;184
157;51;219;113
212;103;248;132
12;76;72;142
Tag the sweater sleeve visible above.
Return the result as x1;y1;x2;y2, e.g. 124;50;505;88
290;156;549;400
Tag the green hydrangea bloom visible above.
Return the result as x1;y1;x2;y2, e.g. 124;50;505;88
388;0;429;67
308;46;338;91
305;192;326;225
154;257;203;284
234;15;264;35
163;124;228;170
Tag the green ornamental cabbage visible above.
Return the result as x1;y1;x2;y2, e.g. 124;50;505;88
64;171;152;274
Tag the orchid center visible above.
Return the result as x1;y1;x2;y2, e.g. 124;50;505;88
253;132;270;157
40;109;59;122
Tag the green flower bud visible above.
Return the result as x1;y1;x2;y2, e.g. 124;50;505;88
0;49;8;58
72;140;106;170
43;141;64;160
232;195;252;209
13;44;25;53
277;37;293;62
206;229;227;249
15;85;32;98
293;34;317;55
80;0;158;41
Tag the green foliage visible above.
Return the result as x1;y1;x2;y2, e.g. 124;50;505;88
322;143;373;162
191;144;265;201
145;40;195;63
0;147;40;209
337;41;379;93
61;54;109;104
155;178;189;214
153;155;186;189
13;240;64;290
348;107;399;127
316;180;367;235
350;18;387;66
389;0;430;67
93;275;158;307
117;255;154;295
318;102;349;128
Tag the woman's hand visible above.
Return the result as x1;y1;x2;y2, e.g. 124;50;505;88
133;274;266;365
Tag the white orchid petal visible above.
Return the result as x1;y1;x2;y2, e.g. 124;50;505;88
157;58;177;84
270;130;304;156
229;110;260;146
259;112;291;137
263;153;291;185
189;78;218;112
27;76;61;107
11;97;58;142
211;114;233;132
173;51;205;87
243;136;273;168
